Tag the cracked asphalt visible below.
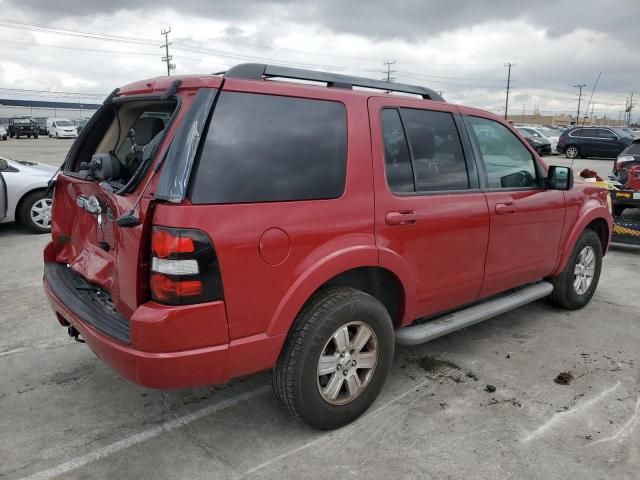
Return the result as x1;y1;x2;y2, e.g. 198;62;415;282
1;138;639;479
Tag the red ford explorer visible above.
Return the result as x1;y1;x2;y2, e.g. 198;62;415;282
44;64;612;429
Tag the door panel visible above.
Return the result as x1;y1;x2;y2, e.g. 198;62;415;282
482;189;565;296
462;112;565;297
369;98;490;320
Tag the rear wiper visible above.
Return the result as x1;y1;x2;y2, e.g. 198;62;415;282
161;79;182;101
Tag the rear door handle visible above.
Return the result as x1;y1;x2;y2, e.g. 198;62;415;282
495;202;516;215
385;211;418;226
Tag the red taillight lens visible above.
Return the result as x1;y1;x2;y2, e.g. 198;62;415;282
150;274;203;303
152;230;195;258
150;226;223;305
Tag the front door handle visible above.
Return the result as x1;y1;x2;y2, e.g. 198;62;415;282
385;211;418;226
495;202;516;215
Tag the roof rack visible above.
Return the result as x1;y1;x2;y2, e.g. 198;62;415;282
223;63;444;102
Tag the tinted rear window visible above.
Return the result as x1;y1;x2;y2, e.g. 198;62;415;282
189;92;347;204
622;141;640;155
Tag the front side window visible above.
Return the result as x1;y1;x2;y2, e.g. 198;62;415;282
190;92;347;204
381;107;469;193
467;116;538;189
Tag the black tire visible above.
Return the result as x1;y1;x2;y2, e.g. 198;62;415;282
18;191;53;234
565;145;580;159
273;286;395;430
33;133;39;139
549;229;602;310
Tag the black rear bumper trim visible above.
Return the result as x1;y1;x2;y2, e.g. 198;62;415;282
44;263;130;344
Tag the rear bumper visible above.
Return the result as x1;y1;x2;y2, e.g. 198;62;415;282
43;255;231;388
43;245;285;388
45;278;230;388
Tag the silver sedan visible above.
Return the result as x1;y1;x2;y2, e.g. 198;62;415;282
0;156;57;233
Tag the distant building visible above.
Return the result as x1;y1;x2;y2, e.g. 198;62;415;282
506;113;626;127
0;98;100;124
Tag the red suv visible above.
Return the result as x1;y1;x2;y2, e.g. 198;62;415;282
44;64;612;429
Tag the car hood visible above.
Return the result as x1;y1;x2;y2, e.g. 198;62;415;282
7;159;58;178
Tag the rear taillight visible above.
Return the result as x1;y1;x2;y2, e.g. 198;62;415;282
150;226;223;305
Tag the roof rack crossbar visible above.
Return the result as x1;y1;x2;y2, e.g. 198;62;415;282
224;63;444;102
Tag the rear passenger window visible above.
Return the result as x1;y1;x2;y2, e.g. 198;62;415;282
190;92;347;204
381;109;414;193
381;107;469;193
401;109;469;191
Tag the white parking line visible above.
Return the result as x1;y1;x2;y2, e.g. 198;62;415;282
244;377;433;475
17;386;271;480
522;381;621;443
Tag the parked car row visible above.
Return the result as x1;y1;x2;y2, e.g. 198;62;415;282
0;115;84;139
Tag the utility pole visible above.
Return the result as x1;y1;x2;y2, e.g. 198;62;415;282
627;92;635;126
382;60;396;82
573;83;586;125
160;28;175;76
503;62;516;120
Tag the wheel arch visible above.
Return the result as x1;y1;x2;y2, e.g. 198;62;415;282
553;205;611;276
266;249;410;338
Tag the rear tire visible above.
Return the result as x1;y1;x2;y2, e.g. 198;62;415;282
549;229;602;309
273;286;395;430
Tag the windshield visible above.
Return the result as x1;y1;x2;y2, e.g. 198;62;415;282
537;128;558;137
516;128;533;138
14;118;31;124
56;120;74;127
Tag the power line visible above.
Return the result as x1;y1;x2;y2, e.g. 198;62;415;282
504;62;516;119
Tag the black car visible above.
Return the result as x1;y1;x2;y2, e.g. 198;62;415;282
8;117;39;139
557;126;633;159
518;129;552;155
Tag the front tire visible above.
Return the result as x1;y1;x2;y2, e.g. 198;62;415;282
273;286;395;430
565;145;579;159
18;191;53;234
549;229;602;309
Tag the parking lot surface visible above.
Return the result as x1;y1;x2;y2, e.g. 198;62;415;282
1;137;640;479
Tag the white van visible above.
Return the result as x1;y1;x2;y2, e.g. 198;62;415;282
47;118;78;139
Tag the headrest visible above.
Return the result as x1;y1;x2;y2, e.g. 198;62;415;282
409;127;435;159
134;117;165;145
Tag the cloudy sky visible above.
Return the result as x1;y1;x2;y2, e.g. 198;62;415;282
0;0;638;121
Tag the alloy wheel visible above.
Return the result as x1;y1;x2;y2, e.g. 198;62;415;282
574;245;596;295
317;321;378;405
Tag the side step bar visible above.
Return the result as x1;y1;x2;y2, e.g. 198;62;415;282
395;281;554;346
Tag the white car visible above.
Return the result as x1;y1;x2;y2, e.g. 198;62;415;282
516;126;560;154
0;125;7;141
47;118;78;139
0;156;57;233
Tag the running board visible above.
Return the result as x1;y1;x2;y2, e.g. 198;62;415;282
395;281;554;346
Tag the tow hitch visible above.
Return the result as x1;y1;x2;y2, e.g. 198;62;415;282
67;326;85;343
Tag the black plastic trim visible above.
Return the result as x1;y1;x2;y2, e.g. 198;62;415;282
224;63;445;101
45;263;130;344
